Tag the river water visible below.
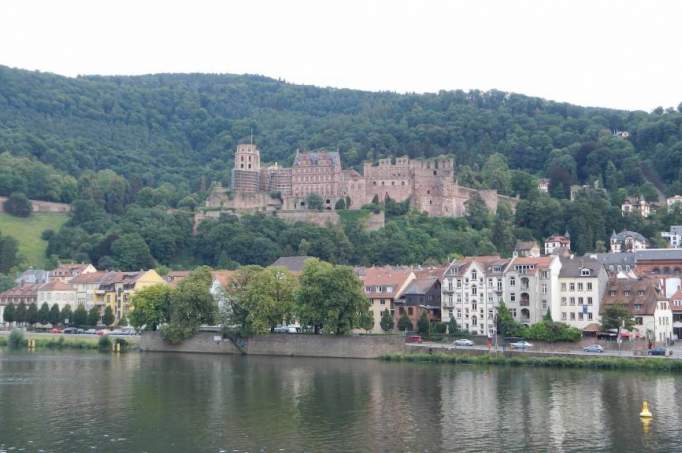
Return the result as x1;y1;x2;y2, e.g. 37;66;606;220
0;351;681;452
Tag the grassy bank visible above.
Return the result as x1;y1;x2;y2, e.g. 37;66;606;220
0;335;98;350
0;212;68;267
382;352;682;372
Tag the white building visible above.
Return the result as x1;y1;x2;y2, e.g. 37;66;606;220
610;230;648;253
544;233;571;256
666;195;682;209
441;256;510;336
36;280;77;310
661;226;682;248
555;257;608;330
503;255;561;326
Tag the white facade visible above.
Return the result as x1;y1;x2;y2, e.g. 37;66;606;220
661;226;682;248
504;257;560;326
556;276;602;329
36;287;76;310
442;260;508;336
634;301;673;343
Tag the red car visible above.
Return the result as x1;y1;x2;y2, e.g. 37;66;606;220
50;328;62;334
406;335;422;344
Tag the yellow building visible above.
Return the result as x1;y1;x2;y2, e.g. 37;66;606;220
96;270;166;323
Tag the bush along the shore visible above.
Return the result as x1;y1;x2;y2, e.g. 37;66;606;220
8;329;25;350
382;352;682;372
98;335;113;352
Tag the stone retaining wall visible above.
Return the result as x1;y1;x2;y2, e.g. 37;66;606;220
140;331;406;359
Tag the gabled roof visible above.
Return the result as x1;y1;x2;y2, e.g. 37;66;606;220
49;263;92;277
271;256;312;273
445;256;509;277
514;240;538;251
401;277;440;296
610;230;647;243
559;257;604;278
510;256;553;268
635;248;682;262
0;283;42;300
70;271;108;284
37;280;75;292
601;277;663;316
360;266;414;297
211;270;236;289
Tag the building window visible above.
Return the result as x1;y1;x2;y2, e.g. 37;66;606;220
541;283;547;294
561;283;567;292
408;307;413;315
457;279;462;288
509;277;516;287
570;297;575;305
587;297;593;305
570;312;576;320
578;312;584;321
569;283;575;291
542;299;548;310
581;269;591;276
587;282;593;291
561;312;567;321
561;297;567;306
577;283;584;291
588;313;593;320
471;270;477;280
510;293;516;303
578;297;584;305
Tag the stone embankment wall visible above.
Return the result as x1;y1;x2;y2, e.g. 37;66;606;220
140;331;406;359
0;196;71;213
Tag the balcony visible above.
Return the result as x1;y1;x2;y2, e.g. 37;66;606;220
520;293;530;307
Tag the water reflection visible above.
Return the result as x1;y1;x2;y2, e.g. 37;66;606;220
1;351;682;452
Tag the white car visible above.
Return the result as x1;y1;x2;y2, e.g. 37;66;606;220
453;339;474;347
510;341;533;349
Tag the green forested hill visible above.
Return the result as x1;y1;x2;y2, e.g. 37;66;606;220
2;65;682;196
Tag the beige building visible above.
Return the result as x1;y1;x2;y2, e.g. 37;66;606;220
36;280;77;310
358;266;415;333
555;257;608;330
48;263;97;283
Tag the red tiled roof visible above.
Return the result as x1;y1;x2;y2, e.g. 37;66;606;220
38;280;74;291
70;271;107;284
361;266;414;298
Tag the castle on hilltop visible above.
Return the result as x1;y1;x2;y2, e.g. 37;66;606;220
197;143;518;228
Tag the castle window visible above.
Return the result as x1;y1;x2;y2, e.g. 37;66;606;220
401;181;405;186
427;190;430;195
433;171;437;176
240;164;244;169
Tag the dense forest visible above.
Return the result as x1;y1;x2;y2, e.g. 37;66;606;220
1;65;682;273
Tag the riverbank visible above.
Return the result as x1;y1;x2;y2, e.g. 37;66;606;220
382;352;682;371
0;332;139;351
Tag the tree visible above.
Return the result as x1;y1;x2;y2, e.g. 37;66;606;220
161;267;217;344
38;302;50;324
497;302;522;338
491;202;516;256
26;303;38;325
244;266;298;334
305;193;324;211
380;309;394;332
417;311;430;335
0;233;21;274
87;306;100;326
601;304;635;331
130;284;172;330
73;304;88;327
465;192;490;230
48;304;60;325
543;309;552;322
359;309;374;333
61;304;72;325
3;303;15;323
111;233;155;271
397;311;413;332
296;258;370;335
334;198;346;210
3;192;32;217
15;302;27;325
102;306;115;327
447;316;458;336
0;273;14;292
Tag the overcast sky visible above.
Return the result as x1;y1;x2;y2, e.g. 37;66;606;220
1;0;680;111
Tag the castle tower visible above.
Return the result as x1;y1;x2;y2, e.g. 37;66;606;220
231;144;261;193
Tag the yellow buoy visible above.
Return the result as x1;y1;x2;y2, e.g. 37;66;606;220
640;400;653;418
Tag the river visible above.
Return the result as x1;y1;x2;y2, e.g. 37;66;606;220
0;351;680;452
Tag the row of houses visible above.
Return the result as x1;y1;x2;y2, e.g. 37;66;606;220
0;264;166;323
357;249;682;344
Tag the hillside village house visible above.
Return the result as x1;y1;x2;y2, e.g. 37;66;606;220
442;256;510;336
0;284;41;321
15;268;49;286
610;230;648;253
504;255;561;326
48;263;96;283
589;252;636;277
670;288;682;339
513;241;540;258
661;226;682;248
544;233;571;256
666;195;682;208
36;280;76;311
555;256;608;332
621;196;656;218
359;267;415;333
602;276;673;344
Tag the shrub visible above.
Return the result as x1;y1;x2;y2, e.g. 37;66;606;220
98;335;112;352
8;329;25;349
417;312;430;335
434;322;447;334
397;311;413;332
4;192;32;217
521;321;582;342
380;309;394;332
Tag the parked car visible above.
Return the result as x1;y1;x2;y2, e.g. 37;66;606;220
111;328;136;336
453;339;474;347
96;329;111;336
583;344;604;353
406;335;422;344
62;327;78;334
510;341;533;349
648;347;670;356
50;328;62;334
85;328;97;335
273;325;300;333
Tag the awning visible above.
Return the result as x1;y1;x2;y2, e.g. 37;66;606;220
582;323;600;332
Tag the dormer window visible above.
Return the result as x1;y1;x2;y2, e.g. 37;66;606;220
581;269;591;276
